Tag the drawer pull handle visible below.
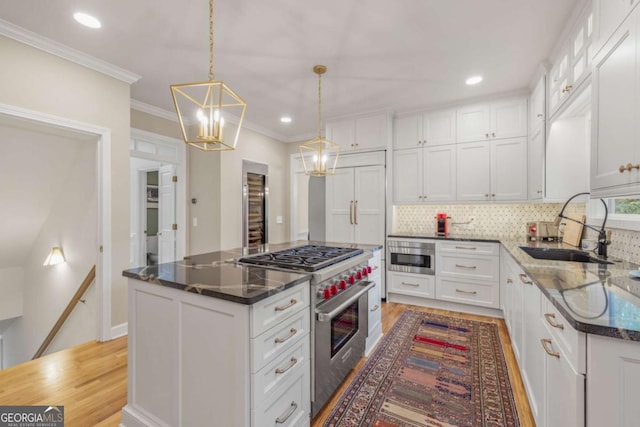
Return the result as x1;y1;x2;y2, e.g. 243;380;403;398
401;282;420;287
275;328;298;344
541;338;560;358
455;264;477;269
519;273;533;285
544;313;565;330
371;304;380;312
506;278;513;284
275;401;298;424
275;299;297;312
455;246;477;250
275;357;298;375
455;288;477;295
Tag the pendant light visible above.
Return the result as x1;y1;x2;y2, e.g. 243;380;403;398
299;65;340;176
170;0;247;151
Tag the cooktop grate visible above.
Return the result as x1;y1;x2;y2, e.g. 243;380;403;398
238;245;363;272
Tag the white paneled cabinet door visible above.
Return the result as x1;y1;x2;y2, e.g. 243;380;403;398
457;104;491;143
545;343;585;427
491;137;527;201
594;0;638;54
591;9;639;192
549;47;571;116
528;127;545;200
423;145;456;201
326;120;355;151
354;165;385;245
490;98;527;140
394;115;422;150
325;168;356;243
456;142;491;201
424;110;456;146
393;148;422;203
521;281;546;426
355;114;388;151
529;76;546;131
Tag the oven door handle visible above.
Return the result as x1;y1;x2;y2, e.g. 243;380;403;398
315;281;374;322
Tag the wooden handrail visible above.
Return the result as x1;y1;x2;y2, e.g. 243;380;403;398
33;265;96;360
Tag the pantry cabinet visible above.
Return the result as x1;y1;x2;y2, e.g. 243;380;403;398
456;98;527;143
394;109;456;150
594;0;640;54
591;4;640;196
326;112;390;152
456;137;527;201
392;144;456;203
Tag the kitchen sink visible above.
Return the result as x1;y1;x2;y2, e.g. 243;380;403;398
519;246;613;264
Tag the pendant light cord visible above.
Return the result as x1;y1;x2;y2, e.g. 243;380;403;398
209;0;214;81
317;72;322;138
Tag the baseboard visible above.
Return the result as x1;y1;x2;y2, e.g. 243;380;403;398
111;322;128;339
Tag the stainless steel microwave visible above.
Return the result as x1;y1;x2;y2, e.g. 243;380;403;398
387;239;435;275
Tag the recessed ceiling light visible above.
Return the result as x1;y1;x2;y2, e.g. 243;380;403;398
280;116;292;124
465;75;483;86
73;12;102;29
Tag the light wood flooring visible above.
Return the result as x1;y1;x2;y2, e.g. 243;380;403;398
0;302;533;427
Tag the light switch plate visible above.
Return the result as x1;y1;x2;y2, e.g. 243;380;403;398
276;216;283;224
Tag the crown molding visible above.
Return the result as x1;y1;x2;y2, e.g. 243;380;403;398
130;99;179;123
0;18;140;84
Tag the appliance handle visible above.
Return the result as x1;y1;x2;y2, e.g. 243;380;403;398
354;200;358;225
316;281;374;322
349;201;354;225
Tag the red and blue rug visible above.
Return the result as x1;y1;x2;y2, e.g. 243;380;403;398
323;310;520;427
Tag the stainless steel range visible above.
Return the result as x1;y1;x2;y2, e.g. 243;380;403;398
239;244;373;417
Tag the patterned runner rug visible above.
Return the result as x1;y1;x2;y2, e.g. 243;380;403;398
323;310;520;427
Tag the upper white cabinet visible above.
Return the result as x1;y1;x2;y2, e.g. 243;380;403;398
591;5;640;196
457;137;528;201
457;98;527;143
529;75;546;131
549;3;594;118
528;126;545;200
392;144;456;203
394;110;456;150
326;112;390;152
594;0;640;54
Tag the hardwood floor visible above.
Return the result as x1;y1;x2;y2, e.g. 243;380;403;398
0;302;534;427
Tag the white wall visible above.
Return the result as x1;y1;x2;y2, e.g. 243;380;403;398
0;36;131;327
2;143;97;368
0;267;23;321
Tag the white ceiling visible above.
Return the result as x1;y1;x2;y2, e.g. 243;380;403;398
0;116;96;268
0;0;581;141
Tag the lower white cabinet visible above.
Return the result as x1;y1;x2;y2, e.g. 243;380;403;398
121;278;311;427
587;334;640;427
366;250;383;355
388;271;435;298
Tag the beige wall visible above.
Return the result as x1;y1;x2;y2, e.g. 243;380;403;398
131;109;182;140
0;36;131;327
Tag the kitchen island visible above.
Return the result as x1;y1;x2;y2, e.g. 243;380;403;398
120;240;381;427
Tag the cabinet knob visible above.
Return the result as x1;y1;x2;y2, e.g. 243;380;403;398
485;194;490;198
537;113;543;118
537;190;543;194
491;193;496;197
491;132;496;138
485;133;490;138
561;85;573;93
418;140;422;145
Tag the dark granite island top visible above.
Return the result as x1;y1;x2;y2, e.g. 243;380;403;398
122;240;382;305
388;233;640;341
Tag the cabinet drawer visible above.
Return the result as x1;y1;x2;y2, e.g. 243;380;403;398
251;308;310;373
252;360;310;427
252;336;309;409
388;271;435;298
437;254;499;282
368;283;382;335
542;300;586;374
251;282;310;338
436;277;500;308
437;241;499;256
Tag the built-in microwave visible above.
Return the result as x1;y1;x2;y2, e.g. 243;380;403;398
387;239;435;275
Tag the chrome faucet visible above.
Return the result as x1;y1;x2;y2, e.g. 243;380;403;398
553;192;611;258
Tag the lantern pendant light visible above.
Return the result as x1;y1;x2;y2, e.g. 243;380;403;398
170;0;247;151
299;65;340;176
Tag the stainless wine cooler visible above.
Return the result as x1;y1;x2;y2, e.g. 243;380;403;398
242;160;268;247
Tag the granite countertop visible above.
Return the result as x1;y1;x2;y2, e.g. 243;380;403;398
122;240;382;305
388;232;640;341
388;233;502;243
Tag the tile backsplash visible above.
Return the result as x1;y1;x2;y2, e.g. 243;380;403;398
393;203;640;263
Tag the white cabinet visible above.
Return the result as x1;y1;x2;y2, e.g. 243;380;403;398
591;5;640;196
594;0;640;54
587;334;640;427
528;126;545;200
388;271;435;298
456;98;527;143
392;144;456;203
365;250;383;355
549;3;594;118
394;110;456;149
435;241;500;309
456;137;527;201
529;74;546;131
326;112;390;152
325;165;385;246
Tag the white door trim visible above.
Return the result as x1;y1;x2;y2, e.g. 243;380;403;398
0;102;113;342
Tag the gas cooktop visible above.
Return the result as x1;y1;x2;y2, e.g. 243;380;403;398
238;245;364;272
